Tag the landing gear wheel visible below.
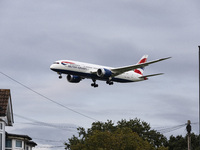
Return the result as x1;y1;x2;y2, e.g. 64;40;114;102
91;83;98;88
57;73;62;79
106;81;114;85
109;82;113;85
91;79;98;88
94;84;98;88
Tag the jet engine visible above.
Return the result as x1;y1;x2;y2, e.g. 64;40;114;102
67;75;82;83
97;68;112;78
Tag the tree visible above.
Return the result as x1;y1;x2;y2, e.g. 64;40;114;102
167;133;200;150
65;118;168;150
117;118;168;148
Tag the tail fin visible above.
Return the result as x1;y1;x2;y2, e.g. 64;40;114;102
134;55;148;75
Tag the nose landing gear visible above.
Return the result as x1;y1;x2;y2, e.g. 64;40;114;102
57;73;62;79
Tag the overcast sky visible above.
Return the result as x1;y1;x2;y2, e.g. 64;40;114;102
0;0;200;149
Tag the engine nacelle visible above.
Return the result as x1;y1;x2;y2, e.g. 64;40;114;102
97;68;112;78
67;75;82;83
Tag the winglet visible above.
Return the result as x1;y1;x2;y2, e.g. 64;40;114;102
159;57;172;61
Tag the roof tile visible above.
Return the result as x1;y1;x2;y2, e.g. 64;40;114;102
0;89;11;117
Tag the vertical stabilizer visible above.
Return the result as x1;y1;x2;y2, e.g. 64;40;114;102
134;55;148;75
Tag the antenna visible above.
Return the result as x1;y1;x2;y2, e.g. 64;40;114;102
199;46;200;146
186;120;191;150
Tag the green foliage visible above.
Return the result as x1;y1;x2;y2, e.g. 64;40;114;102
65;118;200;150
65;118;168;150
66;127;154;150
167;133;200;150
117;118;168;148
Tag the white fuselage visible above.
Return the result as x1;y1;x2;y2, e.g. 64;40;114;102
50;55;170;87
50;60;144;83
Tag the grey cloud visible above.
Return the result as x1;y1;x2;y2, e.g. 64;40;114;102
0;1;200;149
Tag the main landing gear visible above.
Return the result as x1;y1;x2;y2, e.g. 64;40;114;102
91;79;98;88
106;80;114;85
91;79;114;88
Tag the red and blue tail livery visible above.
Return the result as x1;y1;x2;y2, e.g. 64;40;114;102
50;55;171;88
134;55;148;75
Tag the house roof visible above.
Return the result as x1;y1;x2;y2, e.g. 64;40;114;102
0;89;10;116
6;132;37;147
6;132;32;140
0;89;14;125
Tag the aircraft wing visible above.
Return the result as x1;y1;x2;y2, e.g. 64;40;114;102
111;57;171;76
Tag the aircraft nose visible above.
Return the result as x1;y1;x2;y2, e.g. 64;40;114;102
50;64;55;70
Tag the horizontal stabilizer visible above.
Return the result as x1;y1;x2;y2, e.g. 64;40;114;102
139;73;164;79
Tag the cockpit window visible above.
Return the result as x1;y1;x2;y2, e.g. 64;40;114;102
53;62;59;64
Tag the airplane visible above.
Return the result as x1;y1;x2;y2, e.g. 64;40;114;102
50;55;171;88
